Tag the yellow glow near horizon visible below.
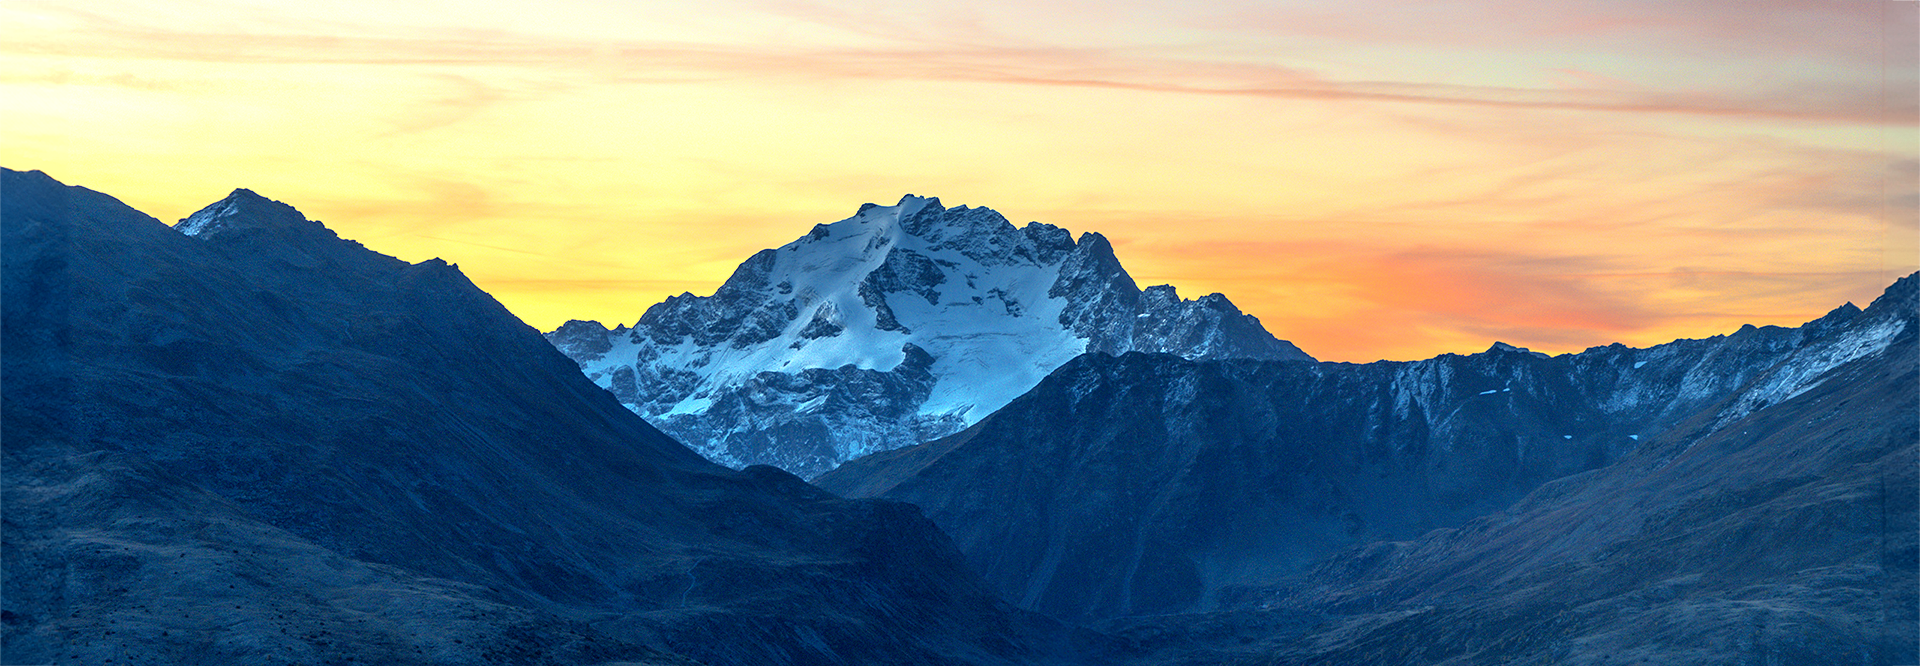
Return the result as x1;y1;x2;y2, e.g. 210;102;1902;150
4;0;1914;362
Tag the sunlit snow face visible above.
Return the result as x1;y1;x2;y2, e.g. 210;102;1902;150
584;197;1093;426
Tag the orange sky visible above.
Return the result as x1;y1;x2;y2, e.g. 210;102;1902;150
4;0;1915;362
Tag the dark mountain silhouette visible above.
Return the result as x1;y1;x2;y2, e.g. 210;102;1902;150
0;168;1098;666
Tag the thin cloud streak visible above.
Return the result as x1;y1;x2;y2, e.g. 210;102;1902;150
1218;0;1911;63
8;13;1911;126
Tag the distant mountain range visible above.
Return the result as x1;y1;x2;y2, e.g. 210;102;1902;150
547;195;1311;478
6;167;1910;666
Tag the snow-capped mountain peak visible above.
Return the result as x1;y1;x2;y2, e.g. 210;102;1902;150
176;189;322;240
550;196;1313;477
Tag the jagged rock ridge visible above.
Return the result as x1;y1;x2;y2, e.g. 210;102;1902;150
1114;275;1919;665
548;195;1312;478
816;276;1915;637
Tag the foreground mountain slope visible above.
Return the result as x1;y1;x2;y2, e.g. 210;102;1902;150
0;168;1090;666
4;441;691;665
548;196;1311;477
817;279;1895;623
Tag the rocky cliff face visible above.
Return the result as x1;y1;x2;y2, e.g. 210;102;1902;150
815;277;1913;633
547;196;1312;478
0;169;1093;666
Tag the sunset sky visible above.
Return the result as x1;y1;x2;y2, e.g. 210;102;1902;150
5;0;1916;362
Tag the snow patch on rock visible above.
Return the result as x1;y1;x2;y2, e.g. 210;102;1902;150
1716;318;1906;426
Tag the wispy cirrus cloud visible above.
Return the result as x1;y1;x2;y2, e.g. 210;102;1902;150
1211;0;1911;62
8;1;1910;126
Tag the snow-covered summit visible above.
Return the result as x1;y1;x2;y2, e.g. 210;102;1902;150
176;189;323;239
550;195;1313;477
172;189;403;274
